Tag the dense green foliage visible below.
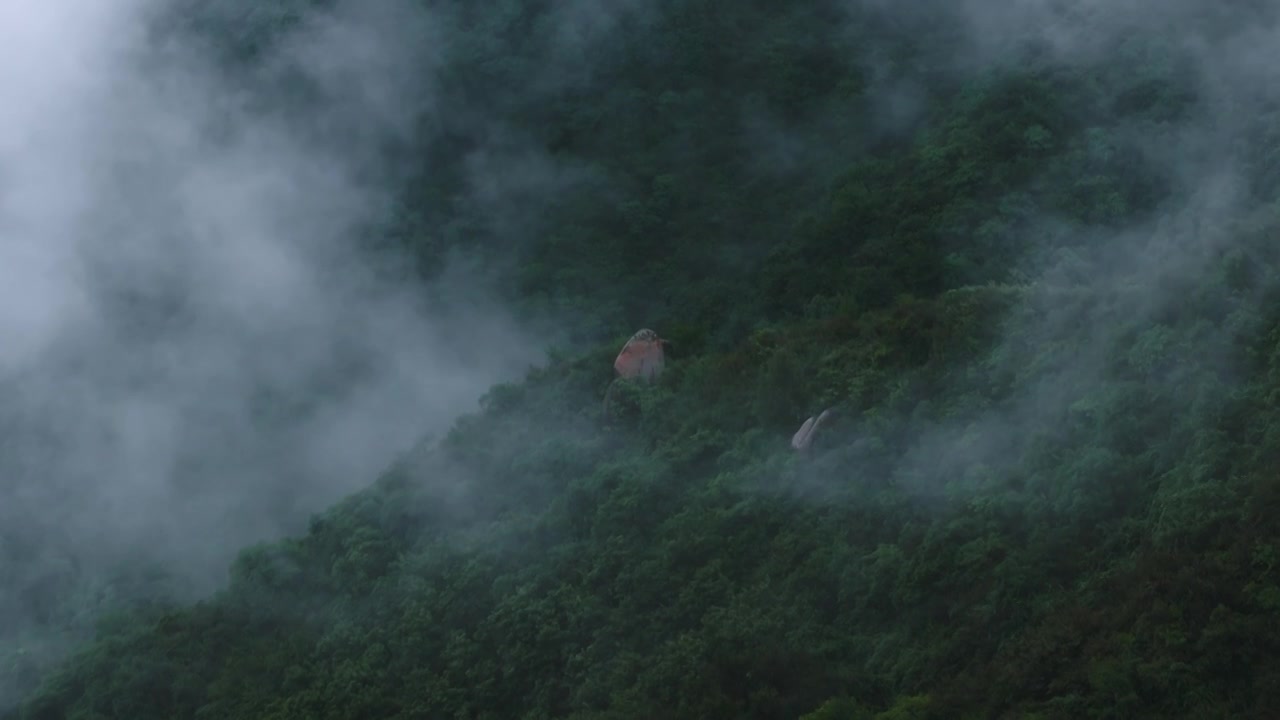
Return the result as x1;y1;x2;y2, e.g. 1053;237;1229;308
13;1;1280;718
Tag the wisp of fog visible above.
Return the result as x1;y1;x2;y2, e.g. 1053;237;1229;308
0;0;538;660
768;1;1280;508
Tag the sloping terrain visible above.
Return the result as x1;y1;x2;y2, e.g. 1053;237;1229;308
11;2;1280;719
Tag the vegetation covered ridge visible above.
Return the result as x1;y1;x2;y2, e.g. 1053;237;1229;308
12;1;1280;719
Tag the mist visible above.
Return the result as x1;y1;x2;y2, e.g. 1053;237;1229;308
773;1;1280;511
0;0;542;682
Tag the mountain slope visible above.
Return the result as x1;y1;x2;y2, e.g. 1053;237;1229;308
13;2;1280;719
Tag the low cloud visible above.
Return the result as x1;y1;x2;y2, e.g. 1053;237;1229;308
0;0;543;695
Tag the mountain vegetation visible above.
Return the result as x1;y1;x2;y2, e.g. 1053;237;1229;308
10;1;1280;718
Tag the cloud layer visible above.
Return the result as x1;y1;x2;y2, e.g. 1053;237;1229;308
0;0;538;617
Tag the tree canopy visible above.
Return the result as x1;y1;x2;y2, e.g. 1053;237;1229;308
10;1;1280;719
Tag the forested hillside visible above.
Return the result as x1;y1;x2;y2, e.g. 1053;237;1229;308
11;1;1280;718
